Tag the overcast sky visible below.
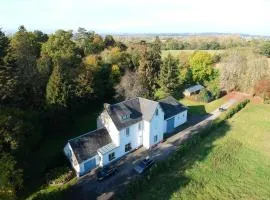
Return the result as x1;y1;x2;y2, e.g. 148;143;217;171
1;0;270;35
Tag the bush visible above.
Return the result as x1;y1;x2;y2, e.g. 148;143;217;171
197;88;213;102
45;167;74;186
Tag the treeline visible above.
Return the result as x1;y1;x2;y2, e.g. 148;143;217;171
117;39;220;102
0;26;134;199
160;36;269;51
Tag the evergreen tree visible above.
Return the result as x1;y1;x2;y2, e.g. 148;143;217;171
46;65;69;108
0;29;9;64
159;53;179;93
138;38;162;98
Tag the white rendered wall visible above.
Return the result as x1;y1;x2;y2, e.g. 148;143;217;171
98;111;120;146
173;110;187;128
142;120;151;149
64;143;80;174
148;104;165;147
79;155;99;175
98;146;121;166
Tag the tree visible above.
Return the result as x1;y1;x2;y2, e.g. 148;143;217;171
42;30;80;66
0;29;9;64
0;153;23;200
138;38;162;98
110;64;121;85
260;41;270;57
189;51;216;84
158;54;179;93
254;79;270;100
2;26;44;108
115;70;146;100
205;77;221;100
104;35;116;48
46;65;69;108
220;50;269;92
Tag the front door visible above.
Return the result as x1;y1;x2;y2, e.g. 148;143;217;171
166;117;175;133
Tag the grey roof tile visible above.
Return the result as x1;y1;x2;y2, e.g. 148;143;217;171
159;96;187;120
105;97;159;130
69;128;112;163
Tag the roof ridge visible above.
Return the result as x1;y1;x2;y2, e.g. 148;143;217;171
68;127;107;142
111;97;139;107
138;97;158;103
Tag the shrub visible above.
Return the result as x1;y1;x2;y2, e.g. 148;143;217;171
45;167;74;186
197;88;213;102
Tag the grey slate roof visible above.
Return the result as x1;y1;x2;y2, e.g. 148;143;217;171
98;143;118;155
69;128;112;163
184;84;204;94
159;96;187;120
105;97;158;130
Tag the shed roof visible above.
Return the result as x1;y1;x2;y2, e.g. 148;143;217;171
68;128;112;163
184;84;204;94
159;96;187;120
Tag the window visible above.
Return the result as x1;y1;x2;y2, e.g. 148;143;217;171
126;127;130;136
138;122;141;130
155;109;159;116
125;143;132;152
154;135;158;142
122;114;130;120
108;152;115;161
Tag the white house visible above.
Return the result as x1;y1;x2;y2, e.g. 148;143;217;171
64;96;187;176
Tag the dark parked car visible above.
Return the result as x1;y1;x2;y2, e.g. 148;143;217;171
97;166;118;181
134;157;155;174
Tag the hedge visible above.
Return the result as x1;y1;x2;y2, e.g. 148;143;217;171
117;98;250;200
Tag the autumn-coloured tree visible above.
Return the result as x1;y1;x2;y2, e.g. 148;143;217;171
254;79;270;100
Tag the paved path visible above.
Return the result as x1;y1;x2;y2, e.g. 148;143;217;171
68;99;236;200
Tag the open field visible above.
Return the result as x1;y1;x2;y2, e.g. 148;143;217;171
162;50;225;58
179;96;226;115
134;103;270;200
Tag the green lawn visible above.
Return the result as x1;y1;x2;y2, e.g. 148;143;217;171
179;97;226;115
133;103;270;200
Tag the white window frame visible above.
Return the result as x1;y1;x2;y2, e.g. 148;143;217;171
108;152;115;161
125;143;132;152
154;135;158;142
126;127;130;136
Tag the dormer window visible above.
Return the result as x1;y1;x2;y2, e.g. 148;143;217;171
155;109;159;116
122;114;130;120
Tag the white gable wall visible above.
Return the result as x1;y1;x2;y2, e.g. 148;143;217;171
163;110;188;133
174;110;187;127
119;121;142;155
142;120;150;148
63;143;80;174
148;104;165;147
98;146;121;166
97;111;120;146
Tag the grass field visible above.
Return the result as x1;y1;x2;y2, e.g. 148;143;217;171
134;103;270;200
162;50;225;58
179;96;226;115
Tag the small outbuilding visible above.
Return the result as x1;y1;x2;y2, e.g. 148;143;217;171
183;84;204;97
